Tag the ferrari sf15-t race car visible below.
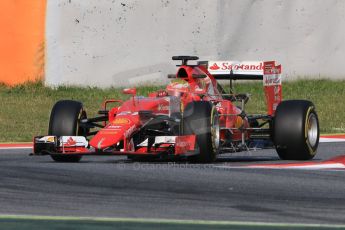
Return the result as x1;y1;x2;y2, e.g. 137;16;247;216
33;56;319;163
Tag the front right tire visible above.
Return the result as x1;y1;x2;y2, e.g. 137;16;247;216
183;101;220;163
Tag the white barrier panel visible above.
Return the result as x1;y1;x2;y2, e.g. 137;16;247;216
46;0;345;87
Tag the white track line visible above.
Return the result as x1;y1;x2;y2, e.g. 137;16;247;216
0;147;32;150
320;137;345;143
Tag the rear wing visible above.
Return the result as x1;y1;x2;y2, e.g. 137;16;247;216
199;60;282;115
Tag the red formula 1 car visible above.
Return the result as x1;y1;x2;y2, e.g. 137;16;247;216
33;56;319;163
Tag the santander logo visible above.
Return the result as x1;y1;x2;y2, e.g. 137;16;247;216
221;62;263;71
208;61;264;73
65;137;77;147
209;63;220;70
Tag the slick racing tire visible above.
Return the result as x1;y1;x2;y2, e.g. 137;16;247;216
48;100;87;162
183;101;220;163
274;100;319;160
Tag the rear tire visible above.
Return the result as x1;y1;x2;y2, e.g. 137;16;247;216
48;100;87;162
274;100;319;160
183;101;220;163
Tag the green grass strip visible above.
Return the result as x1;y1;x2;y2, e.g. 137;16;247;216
0;215;345;230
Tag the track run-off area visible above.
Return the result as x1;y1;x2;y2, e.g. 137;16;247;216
1;135;345;229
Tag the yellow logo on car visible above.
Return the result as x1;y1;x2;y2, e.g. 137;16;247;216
112;118;130;125
47;136;55;143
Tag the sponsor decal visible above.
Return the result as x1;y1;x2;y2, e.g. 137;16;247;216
100;130;119;135
47;136;55;142
263;62;282;86
106;125;122;129
60;136;88;147
263;74;281;86
221;62;263;71
209;63;220;70
112;118;130;125
272;103;279;111
38;136;56;143
263;61;282;115
208;61;263;75
155;136;176;144
64;137;77;147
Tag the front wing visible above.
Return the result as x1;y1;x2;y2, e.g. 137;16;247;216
33;135;197;157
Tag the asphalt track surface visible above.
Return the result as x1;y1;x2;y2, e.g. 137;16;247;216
1;143;345;228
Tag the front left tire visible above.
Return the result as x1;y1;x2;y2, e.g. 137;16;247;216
48;100;87;162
